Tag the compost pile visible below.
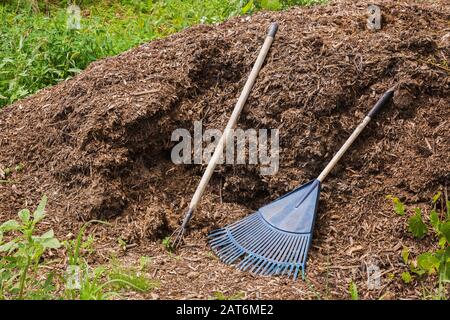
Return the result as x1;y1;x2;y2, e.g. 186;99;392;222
0;0;449;299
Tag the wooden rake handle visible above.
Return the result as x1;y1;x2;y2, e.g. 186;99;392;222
317;87;395;183
183;22;279;223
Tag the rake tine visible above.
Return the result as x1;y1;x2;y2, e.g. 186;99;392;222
246;231;282;272
236;226;276;264
230;218;265;240
209;234;230;249
260;261;274;275
240;254;260;271
211;221;254;243
218;242;244;261
223;248;245;264
208;228;226;237
209;232;233;248
278;236;298;275
293;237;309;280
267;262;279;276
250;234;284;274
225;229;263;255
296;236;308;262
257;258;273;275
299;235;310;265
255;231;287;269
211;220;263;252
227;213;259;230
223;247;244;264
169;225;186;249
246;225;276;255
287;236;303;277
293;265;302;281
247;223;282;254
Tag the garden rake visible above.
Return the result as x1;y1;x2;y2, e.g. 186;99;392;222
170;22;279;248
208;86;396;280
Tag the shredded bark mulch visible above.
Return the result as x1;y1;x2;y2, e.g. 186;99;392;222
0;0;449;299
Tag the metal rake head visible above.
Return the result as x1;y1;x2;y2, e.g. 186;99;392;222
208;212;312;280
169;208;193;250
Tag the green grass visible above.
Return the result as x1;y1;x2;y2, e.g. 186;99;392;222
0;0;323;108
0;196;158;300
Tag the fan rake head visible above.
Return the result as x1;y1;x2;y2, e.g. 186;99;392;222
208;212;312;280
208;179;320;280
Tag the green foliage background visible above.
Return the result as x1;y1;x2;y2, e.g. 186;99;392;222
0;0;323;108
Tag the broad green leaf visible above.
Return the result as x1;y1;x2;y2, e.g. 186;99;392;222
0;240;18;253
430;210;440;232
33;195;48;223
40;229;54;239
417;252;440;274
439;236;447;248
408;208;427;238
401;247;410;264
18;209;30;223
401;271;412;284
41;238;61;249
0;219;20;232
440;221;450;244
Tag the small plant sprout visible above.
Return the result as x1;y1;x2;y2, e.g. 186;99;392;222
348;281;359;300
386;195;405;216
211;291;245;300
162;236;174;252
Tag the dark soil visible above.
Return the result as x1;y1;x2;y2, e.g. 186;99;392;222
0;0;449;299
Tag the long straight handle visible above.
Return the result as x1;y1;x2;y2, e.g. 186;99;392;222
317;87;395;183
188;23;279;212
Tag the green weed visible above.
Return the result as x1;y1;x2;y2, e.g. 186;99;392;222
0;196;158;300
389;192;450;299
0;195;61;299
